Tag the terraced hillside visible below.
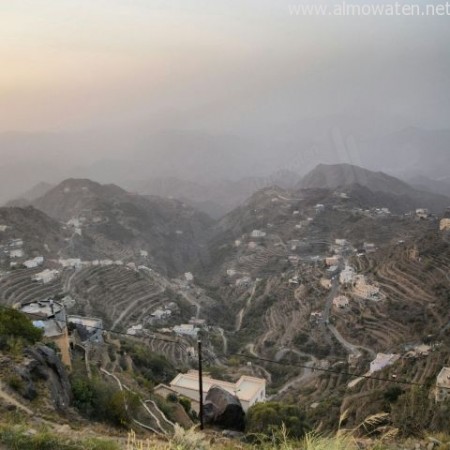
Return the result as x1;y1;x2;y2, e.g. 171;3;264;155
68;265;167;329
268;227;449;430
0;267;63;306
194;182;450;431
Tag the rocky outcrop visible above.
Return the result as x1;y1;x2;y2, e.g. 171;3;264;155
203;386;245;431
14;345;72;410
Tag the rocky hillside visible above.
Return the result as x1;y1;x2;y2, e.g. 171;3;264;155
31;178;213;275
0;206;68;260
192;183;450;435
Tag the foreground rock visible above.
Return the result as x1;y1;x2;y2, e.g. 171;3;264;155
14;344;72;410
204;386;245;431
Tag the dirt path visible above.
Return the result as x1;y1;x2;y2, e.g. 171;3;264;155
0;381;33;415
235;279;259;331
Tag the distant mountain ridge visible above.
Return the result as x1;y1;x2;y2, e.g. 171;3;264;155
299;163;413;195
298;163;450;213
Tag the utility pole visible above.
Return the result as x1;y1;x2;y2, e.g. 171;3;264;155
197;339;204;430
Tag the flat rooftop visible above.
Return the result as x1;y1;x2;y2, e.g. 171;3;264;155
170;371;265;402
437;367;450;388
21;300;62;318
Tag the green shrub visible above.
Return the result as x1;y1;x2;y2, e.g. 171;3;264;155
0;308;43;350
0;425;120;450
383;386;404;404
167;393;178;402
246;401;310;439
120;341;175;384
71;375;139;428
7;374;24;392
179;397;192;414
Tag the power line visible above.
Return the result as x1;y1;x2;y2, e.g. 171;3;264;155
224;352;426;388
1;303;448;390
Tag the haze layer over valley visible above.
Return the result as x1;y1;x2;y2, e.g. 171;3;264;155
1;1;450;448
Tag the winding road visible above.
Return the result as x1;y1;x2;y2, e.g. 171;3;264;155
322;261;376;359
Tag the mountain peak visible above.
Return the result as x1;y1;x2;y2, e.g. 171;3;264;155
299;163;410;195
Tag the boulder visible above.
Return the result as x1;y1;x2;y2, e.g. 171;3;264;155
203;385;245;431
15;345;73;410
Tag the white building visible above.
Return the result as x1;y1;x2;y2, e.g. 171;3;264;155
435;367;450;402
235;276;251;287
68;315;103;343
353;276;380;300
32;269;59;284
369;353;399;373
24;256;44;269
333;296;349;309
314;204;325;212
140;250;148;257
325;256;341;266
416;208;429;220
99;259;113;266
288;255;299;265
59;258;82;269
10;239;23;247
126;324;143;336
151;308;172;320
363;242;376;253
10;249;24;258
67;218;81;227
0;225;8;232
250;230;266;238
169;371;266;412
340;265;356;284
184;272;194;282
226;269;237;277
335;239;348;247
172;324;200;337
440;218;450;231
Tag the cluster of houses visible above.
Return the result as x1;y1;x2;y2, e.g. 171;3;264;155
338;265;380;301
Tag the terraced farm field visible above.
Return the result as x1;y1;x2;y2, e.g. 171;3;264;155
67;265;167;329
0;267;63;306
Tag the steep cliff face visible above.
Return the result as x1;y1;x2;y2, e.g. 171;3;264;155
23;345;72;410
0;344;72;415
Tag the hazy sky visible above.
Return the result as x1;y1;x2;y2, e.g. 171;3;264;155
1;0;450;134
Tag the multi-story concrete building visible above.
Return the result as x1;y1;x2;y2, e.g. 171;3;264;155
20;299;71;368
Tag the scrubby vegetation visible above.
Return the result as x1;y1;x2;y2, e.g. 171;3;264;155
0;308;43;351
0;424;121;450
246;401;310;439
70;374;140;428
